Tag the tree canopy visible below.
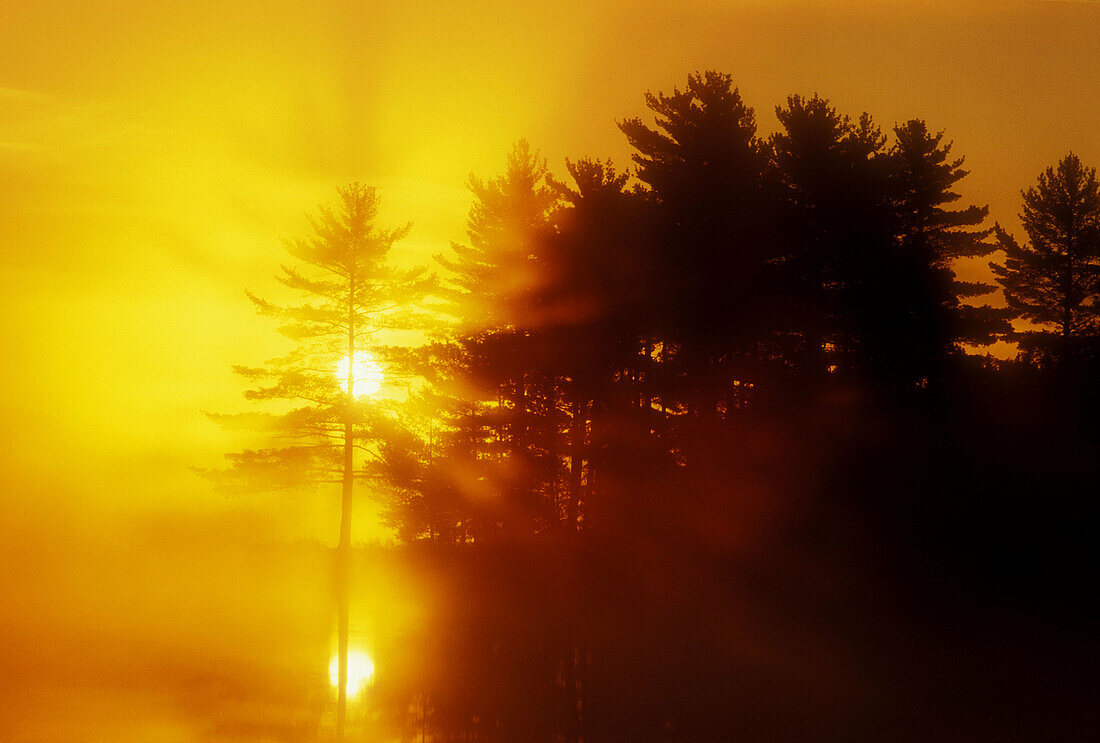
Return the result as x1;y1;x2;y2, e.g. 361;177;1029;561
206;72;1097;743
214;183;429;740
993;153;1100;359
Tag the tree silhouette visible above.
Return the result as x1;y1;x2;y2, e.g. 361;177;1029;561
213;183;428;740
767;108;1006;386
889;120;1007;354
992;153;1100;362
542;158;655;532
768;94;890;383
429;142;565;539
361;74;1098;743
436;139;559;332
619;70;772;420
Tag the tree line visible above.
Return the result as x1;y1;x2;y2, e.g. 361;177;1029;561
379;71;1098;545
221;71;1100;742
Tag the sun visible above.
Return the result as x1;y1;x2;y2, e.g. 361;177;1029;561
329;650;375;698
335;351;383;398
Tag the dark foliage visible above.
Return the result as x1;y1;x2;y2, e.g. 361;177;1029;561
358;75;1097;742
993;152;1100;365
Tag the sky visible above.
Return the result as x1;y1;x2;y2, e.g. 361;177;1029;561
2;1;1099;739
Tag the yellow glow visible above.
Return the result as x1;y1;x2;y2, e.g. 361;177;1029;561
329;650;375;698
336;352;384;398
3;2;1098;736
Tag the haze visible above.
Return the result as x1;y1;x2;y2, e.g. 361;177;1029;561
2;1;1097;741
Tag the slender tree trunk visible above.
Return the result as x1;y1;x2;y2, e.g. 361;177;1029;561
1063;252;1073;340
567;398;585;531
336;413;352;739
337;282;356;741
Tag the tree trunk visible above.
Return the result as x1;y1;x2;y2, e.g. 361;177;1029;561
337;285;356;741
568;398;585;532
336;412;352;740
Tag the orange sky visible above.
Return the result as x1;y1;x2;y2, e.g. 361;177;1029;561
1;2;1098;737
3;0;1100;523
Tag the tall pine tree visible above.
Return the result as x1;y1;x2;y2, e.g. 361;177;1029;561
890;120;1007;355
214;183;428;740
992;153;1100;360
619;71;770;415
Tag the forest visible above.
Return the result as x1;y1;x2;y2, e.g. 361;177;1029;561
220;72;1099;742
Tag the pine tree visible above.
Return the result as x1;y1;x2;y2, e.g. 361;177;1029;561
429;142;564;539
436;139;559;332
619;71;771;414
890;120;1007;352
992;153;1100;359
544;158;650;532
213;183;428;740
768;94;891;381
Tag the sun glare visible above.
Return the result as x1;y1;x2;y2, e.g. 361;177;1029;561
336;352;384;398
329;650;375;698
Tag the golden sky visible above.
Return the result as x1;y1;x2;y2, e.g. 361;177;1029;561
1;2;1098;737
3;0;1099;522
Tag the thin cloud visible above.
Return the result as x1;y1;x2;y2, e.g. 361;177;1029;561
0;85;52;102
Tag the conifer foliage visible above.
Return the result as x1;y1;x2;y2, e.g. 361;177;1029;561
212;73;1097;743
214;183;429;740
993;153;1100;356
